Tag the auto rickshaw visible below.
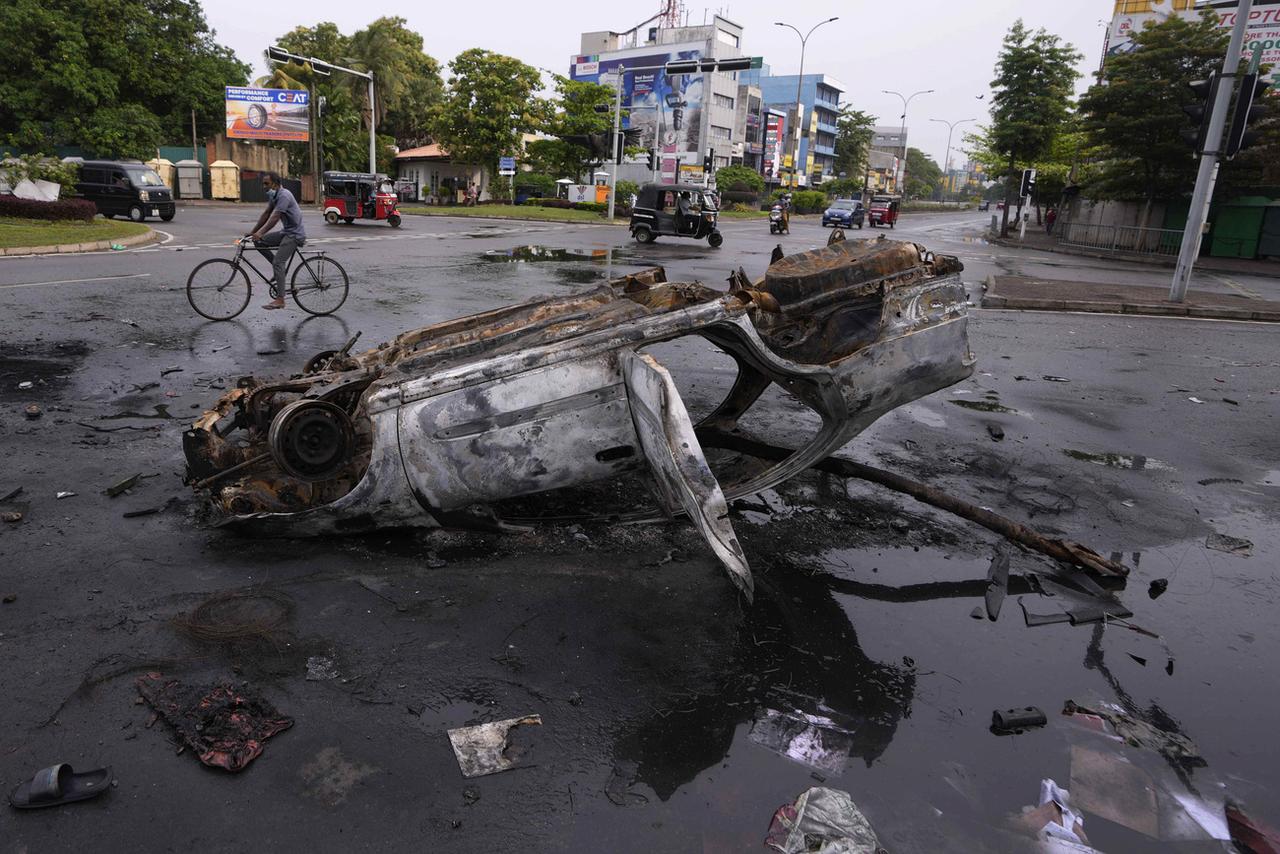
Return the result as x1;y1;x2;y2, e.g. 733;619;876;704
629;183;723;247
322;171;402;228
867;195;900;229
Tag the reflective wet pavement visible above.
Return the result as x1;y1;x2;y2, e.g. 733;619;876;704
0;208;1276;851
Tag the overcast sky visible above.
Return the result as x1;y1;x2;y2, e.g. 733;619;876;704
206;0;1115;171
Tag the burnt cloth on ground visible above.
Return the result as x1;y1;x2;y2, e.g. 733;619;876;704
136;672;293;771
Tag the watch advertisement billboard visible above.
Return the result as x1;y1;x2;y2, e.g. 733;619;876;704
570;46;705;180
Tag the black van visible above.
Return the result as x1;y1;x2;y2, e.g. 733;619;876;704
75;160;175;222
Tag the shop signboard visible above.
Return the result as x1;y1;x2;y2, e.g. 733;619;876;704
1105;0;1280;85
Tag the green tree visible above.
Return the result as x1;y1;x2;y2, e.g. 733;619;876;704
432;50;549;187
346;17;442;146
1078;13;1226;223
713;164;765;193
0;0;249;158
905;147;943;199
987;20;1082;235
543;75;619;182
833;108;877;180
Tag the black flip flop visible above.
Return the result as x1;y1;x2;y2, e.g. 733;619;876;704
8;764;112;809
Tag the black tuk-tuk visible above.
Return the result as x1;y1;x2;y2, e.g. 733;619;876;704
629;183;723;247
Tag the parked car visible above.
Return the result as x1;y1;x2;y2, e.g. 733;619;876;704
75;160;175;222
978;200;990;212
822;198;865;229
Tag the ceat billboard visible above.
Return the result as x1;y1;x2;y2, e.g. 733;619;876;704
225;87;310;142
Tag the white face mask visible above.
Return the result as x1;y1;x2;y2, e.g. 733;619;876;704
266;188;278;201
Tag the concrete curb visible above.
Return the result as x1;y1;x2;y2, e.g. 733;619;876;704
401;210;630;227
0;228;158;257
981;274;1280;322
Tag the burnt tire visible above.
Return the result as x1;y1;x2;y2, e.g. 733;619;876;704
267;400;355;481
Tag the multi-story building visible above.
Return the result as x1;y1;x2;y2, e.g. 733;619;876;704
735;84;764;173
571;14;748;185
870;126;908;193
755;72;844;186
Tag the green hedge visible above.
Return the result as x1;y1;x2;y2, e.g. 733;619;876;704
0;194;97;222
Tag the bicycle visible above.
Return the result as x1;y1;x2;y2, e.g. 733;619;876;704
186;237;350;321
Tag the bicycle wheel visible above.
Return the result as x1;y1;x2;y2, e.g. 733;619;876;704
187;259;251;320
290;256;349;316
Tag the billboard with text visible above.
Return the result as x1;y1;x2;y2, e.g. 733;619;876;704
225;87;310;142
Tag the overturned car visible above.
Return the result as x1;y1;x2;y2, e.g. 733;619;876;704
185;237;974;600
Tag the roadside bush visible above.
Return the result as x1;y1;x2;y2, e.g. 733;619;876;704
515;173;558;199
821;177;863;199
720;189;759;207
714;164;764;193
524;197;573;208
0;194;96;222
615;180;640;205
0;154;80;198
789;190;826;213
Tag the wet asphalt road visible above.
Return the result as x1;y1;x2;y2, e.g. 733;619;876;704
0;206;1277;852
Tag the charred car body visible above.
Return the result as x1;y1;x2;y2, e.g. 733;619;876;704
185;238;974;600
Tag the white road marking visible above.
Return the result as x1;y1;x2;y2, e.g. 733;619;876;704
0;273;152;290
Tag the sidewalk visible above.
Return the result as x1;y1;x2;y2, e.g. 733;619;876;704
989;228;1278;276
982;275;1280;322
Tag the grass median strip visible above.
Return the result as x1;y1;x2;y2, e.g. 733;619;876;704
0;216;150;250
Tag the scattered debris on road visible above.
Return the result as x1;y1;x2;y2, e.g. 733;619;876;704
135;673;293;771
1206;532;1253;556
984;547;1011;620
764;787;882;854
447;714;542;778
55;491;76;500
7;764;113;810
104;473;143;498
991;706;1047;734
23;403;41;419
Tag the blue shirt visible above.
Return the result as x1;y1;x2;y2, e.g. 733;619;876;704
270;188;306;240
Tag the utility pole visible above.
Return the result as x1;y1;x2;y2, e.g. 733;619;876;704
775;18;839;189
191;108;198;162
884;89;933;198
607;64;625;221
309;79;320;207
1170;0;1254;303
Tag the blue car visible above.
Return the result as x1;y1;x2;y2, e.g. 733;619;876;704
822;198;865;229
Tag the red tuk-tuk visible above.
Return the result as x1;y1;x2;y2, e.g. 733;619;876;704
867;195;900;229
322;171;402;228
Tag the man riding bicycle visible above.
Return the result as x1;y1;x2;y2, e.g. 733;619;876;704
247;172;306;310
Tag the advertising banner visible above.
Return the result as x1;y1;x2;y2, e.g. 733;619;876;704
570;46;705;166
225;87;310;142
1105;1;1280;85
763;114;784;180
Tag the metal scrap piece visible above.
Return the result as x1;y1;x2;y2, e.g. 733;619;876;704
447;715;542;778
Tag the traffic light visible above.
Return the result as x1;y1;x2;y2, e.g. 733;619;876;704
703;147;713;173
1226;73;1270;158
1181;73;1219;153
648;148;659;170
1019;168;1037;199
614;129;643;164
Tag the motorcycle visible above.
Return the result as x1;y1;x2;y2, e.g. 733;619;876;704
769;204;789;235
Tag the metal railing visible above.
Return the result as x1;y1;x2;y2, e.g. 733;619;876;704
1057;221;1183;257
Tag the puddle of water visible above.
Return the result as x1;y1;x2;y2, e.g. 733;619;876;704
1063;449;1174;471
481;246;610;263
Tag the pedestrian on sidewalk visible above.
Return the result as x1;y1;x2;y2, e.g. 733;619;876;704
247;172;306;310
1046;207;1058;235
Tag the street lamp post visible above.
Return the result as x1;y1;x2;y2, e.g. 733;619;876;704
775;18;838;189
883;89;933;198
929;117;975;200
269;46;376;174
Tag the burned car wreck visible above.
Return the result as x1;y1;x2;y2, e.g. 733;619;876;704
184;237;974;600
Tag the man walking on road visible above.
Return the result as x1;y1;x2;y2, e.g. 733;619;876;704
248;172;306;310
